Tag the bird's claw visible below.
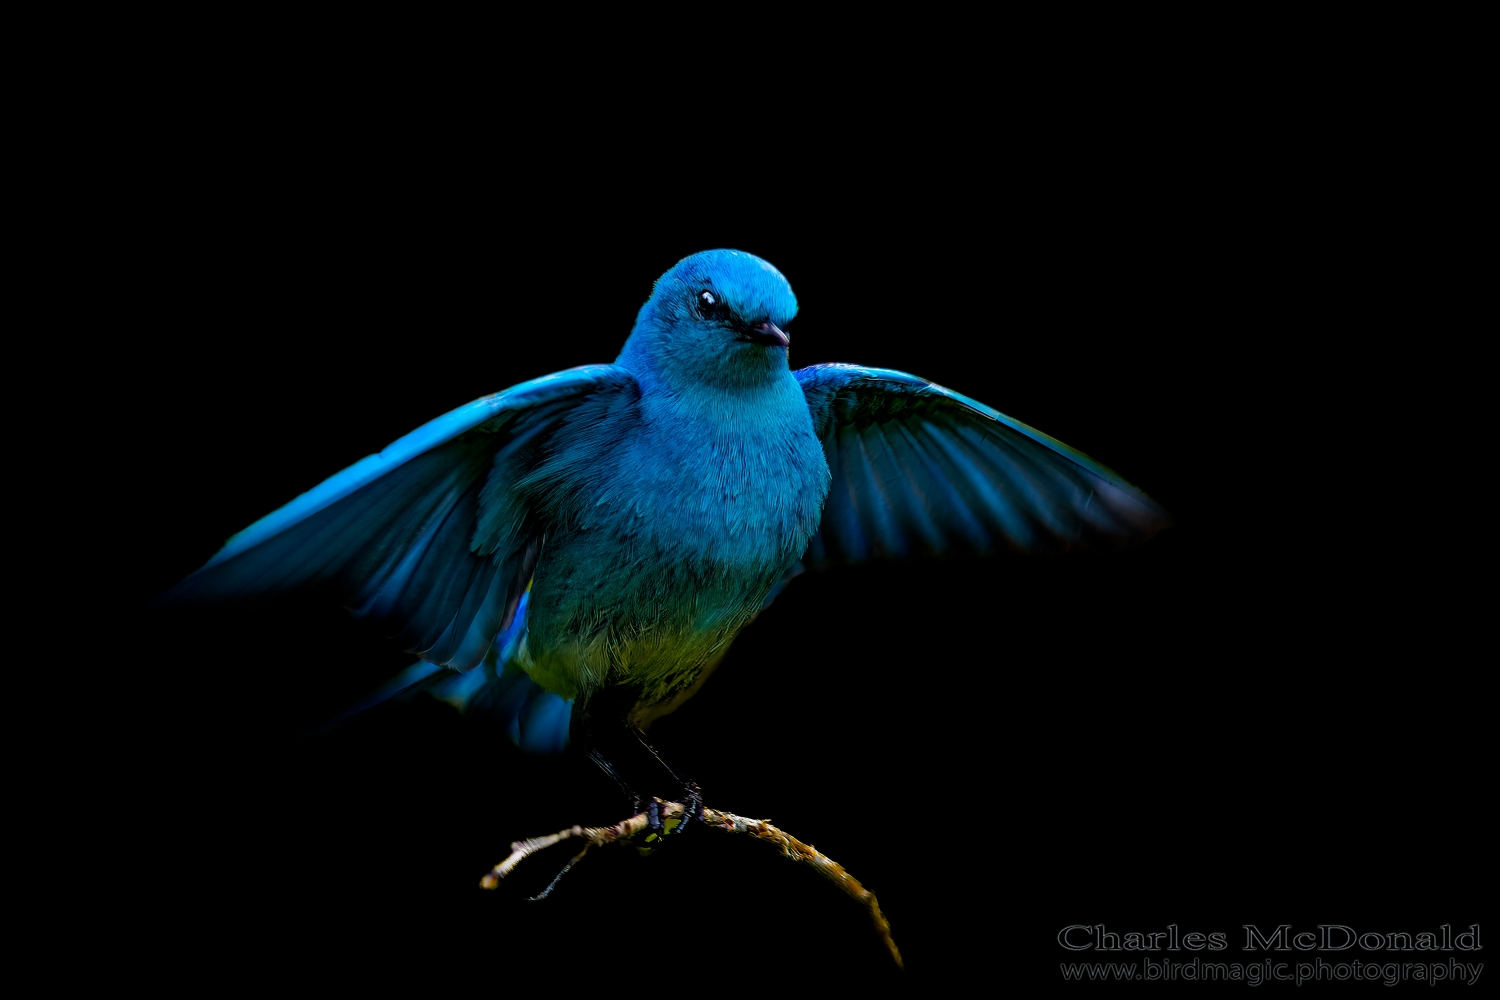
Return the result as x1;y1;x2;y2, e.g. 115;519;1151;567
646;799;664;835
676;780;704;834
644;781;703;838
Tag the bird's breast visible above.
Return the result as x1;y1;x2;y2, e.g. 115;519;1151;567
612;384;830;569
515;377;831;701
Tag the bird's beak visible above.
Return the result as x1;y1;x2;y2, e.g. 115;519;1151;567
740;321;789;348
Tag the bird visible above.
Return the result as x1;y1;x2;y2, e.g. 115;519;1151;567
166;248;1170;827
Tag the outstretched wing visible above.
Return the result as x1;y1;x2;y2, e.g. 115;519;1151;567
794;364;1170;566
165;364;639;671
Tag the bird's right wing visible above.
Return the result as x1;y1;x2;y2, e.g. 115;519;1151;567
163;364;640;672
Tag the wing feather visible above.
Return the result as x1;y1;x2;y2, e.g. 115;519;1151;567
165;365;637;670
795;364;1169;566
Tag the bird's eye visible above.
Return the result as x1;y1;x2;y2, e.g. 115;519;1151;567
696;290;721;319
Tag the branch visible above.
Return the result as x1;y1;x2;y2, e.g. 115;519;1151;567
480;799;904;970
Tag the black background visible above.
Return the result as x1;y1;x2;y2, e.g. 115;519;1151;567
83;58;1485;992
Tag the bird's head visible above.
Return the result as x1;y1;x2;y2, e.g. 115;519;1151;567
618;250;799;391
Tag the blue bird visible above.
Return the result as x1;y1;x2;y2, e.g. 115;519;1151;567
167;249;1168;821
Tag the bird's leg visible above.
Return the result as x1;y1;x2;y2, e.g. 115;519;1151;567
576;686;702;836
631;728;703;834
586;746;646;817
587;734;690;836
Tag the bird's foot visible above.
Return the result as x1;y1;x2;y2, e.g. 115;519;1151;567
644;781;703;838
584;717;703;838
674;779;704;834
645;798;663;834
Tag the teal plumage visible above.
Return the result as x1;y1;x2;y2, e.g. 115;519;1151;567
168;250;1168;751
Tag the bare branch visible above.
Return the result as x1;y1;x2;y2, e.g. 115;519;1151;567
480;799;904;970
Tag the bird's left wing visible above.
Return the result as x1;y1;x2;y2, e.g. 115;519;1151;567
164;364;639;671
794;364;1170;566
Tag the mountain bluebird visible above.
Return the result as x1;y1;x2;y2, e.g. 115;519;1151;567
169;249;1169;823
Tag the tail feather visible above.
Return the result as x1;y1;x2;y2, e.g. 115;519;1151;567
317;587;574;753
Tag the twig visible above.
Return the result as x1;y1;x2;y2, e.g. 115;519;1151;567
480;799;904;970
